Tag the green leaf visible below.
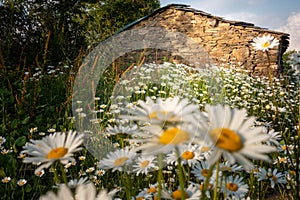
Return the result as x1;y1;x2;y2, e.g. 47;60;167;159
25;184;32;193
15;136;27;146
21;117;30;125
11;119;20;129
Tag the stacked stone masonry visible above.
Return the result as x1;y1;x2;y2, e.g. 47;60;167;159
116;4;289;77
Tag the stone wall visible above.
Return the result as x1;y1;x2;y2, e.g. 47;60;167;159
117;4;289;77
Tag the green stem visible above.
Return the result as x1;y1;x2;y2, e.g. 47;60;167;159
157;153;163;200
213;161;220;200
201;164;214;200
21;186;25;200
277;184;285;199
248;172;254;197
125;173;132;200
175;147;185;200
52;163;59;184
262;183;269;199
223;176;227;199
59;162;68;184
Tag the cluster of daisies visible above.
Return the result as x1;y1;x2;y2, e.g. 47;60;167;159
0;35;298;199
22;64;75;82
95;97;280;199
19;96;293;199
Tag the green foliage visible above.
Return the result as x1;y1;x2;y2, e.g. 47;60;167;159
0;0;160;69
0;2;160;197
0;0;160;138
84;0;160;43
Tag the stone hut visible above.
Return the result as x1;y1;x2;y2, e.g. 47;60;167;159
115;4;289;77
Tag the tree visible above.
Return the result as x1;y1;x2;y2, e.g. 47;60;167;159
0;0;160;69
85;0;160;42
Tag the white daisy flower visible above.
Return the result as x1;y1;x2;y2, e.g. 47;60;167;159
132;155;157;176
17;179;27;186
18;153;27;159
267;168;287;188
136;123;199;155
55;177;90;190
278;144;293;154
48;128;56;133
86;167;95;173
40;184;73;200
222;175;249;199
78;156;86;161
273;156;288;164
1;148;12;154
219;161;243;172
64;162;72;169
166;143;204;167
1;177;11;183
22;131;84;173
29;127;38;134
265;129;282;146
68;177;90;189
40;183;115;200
35;169;45;177
122;96;199;125
135;183;159;199
255;167;268;181
99;147;136;172
161;183;202;199
0;136;6;146
199;105;276;170
255;167;286;188
251;34;279;52
105;123;138;135
190;180;214;199
95;169;106;176
191;161;213;182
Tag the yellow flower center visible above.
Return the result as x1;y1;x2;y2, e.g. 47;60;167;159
226;183;238;191
149;111;168;119
282;145;287;150
147;187;157;193
200;146;210;152
220;166;232;172
159;127;190;145
278;157;286;163
2;178;10;183
272;175;278;182
141;160;150;168
18;154;26;159
97;171;104;175
201;169;209;177
149;111;158;119
289;170;296;176
18;180;26;186
262;41;270;48
210;128;243;152
181;151;195;160
36;171;43;176
79;156;86;160
47;147;68;159
172;190;189;200
114;157;129;166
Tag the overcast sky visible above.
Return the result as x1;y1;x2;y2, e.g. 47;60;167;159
160;0;300;50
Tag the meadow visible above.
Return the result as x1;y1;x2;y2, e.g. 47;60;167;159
0;38;299;199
